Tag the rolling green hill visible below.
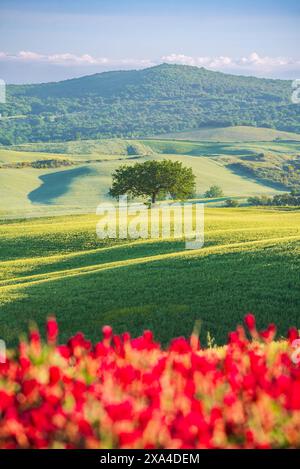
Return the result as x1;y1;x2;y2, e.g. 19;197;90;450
2;135;295;218
158;126;300;142
0;64;299;144
1;139;154;159
0;208;299;346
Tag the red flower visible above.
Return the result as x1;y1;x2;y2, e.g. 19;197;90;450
288;380;300;410
46;317;58;344
106;400;133;421
143;330;153;342
0;391;14;411
78;419;93;437
169;337;191;354
30;329;41;345
22;378;39;397
118;429;141;447
260;323;277;343
49;366;61;385
57;344;71;359
102;325;113;340
244;313;256;331
288;327;299;344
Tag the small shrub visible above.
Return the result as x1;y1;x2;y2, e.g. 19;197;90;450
225;198;239;207
204;185;224;198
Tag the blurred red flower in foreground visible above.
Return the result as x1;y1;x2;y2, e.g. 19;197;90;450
0;315;299;449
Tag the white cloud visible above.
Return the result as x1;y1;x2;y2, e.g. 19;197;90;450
47;53;107;65
12;51;110;65
18;51;44;61
0;50;299;78
0;51;154;68
161;53;233;68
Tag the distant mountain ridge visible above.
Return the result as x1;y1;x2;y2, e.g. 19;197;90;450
0;64;299;144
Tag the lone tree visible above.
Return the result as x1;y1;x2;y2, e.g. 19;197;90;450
109;160;196;204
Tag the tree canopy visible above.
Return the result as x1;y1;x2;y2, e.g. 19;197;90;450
109;159;196;204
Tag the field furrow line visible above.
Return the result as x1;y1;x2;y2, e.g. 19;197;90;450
1;234;299;291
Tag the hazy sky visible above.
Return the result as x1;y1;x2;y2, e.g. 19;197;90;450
0;0;299;83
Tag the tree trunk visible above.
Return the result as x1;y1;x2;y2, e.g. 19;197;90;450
151;193;156;204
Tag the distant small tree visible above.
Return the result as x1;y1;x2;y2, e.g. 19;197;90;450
126;145;139;156
225;199;239;207
291;189;300;197
248;195;272;206
248;196;262;206
0;136;13;146
109;160;196;204
204;185;224;198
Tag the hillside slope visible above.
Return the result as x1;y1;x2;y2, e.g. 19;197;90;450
0;64;299;144
158;126;300;142
1;137;291;218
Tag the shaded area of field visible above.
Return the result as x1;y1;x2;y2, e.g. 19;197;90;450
28;166;93;204
226;162;287;191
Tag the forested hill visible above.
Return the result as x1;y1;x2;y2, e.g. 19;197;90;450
0;64;299;144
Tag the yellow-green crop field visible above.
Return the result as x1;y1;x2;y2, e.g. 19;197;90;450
0;206;299;346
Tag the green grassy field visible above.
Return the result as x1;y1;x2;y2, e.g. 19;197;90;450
2;128;299;218
1;207;299;347
1;129;299;347
2;139;154;158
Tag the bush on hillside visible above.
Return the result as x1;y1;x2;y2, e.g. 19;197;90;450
204;185;224;198
0;316;299;449
225;199;239;207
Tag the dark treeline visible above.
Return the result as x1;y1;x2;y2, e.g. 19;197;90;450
248;190;300;206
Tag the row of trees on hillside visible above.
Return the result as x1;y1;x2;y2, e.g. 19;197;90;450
248;191;300;207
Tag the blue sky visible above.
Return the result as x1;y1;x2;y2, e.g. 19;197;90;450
0;0;299;83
